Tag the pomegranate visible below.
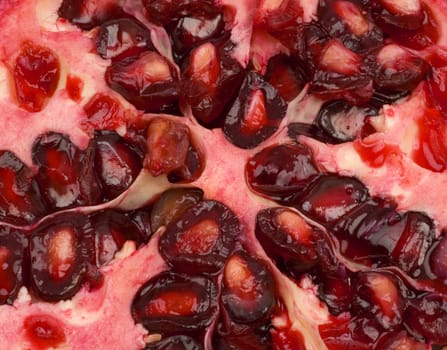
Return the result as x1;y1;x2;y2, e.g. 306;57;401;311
0;0;447;349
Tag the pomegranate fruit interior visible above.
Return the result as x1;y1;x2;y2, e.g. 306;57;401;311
1;0;447;349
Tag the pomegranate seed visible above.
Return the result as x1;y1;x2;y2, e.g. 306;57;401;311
89;210;146;267
13;42;60;113
255;0;303;31
353;271;404;329
170;13;226;59
96;17;154;61
105;51;180;114
299;174;369;224
166;142;204;183
159;200;240;274
181;41;244;125
221;250;276;324
30;213;88;301
145;118;190;177
265;55;307;102
132;272;218;334
245;143;320;204
58;0;123;30
318;269;353;316
0;151;46;224
375;0;423;30
150;187;204;232
145;335;203;350
391;212;434;274
405;293;447;345
24;315;66;349
92;131;143;200
82;93;127;133
319;39;360;76
255;208;319;276
32;132;101;210
429;234;447;279
367;44;429;91
374;330;427;350
0;228;26;305
223;72;287;149
214;322;273;350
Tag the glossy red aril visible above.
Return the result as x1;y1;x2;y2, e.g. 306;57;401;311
96;17;153;61
145;118;189;176
391;211;434;274
32;132;101;210
265;55;307;102
106;51;179;114
82;93;126;134
150;187;204;231
255;208;319;275
246;143;320;203
0;151;46;224
254;0;303;31
159;200;240;274
24;315;66;350
375;0;423;30
214;322;273;350
223;72;287;149
318;0;383;53
181;41;244;125
145;336;203;350
353;271;404;329
58;0;123;30
374;330;426;350
299;174;369;224
132;272;218;334
405;293;447;345
429;234;447;279
13;42;60;113
30;214;88;301
92;131;143;200
318;269;354;316
170;13;226;60
0;228;26;305
311;39;373;104
90;210;146;267
221;250;276;324
368;44;429;91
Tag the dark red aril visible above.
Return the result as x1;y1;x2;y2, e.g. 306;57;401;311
170;13;226;60
96;17;154;61
405;293;447;345
311;39;373;105
159;200;240;274
0;151;46;225
254;0;303;32
374;0;424;30
181;41;244;125
391;211;434;275
132;272;218;335
297;100;378;144
150;187;204;232
265;54;308;102
0;228;27;305
143;0;222;26
89;210;146;267
246;143;320;204
255;207;319;276
221;250;276;324
13;42;60;113
166;141;204;183
374;330;427;350
32;132;101;210
428;233;447;280
145;335;203;350
105;51;180;114
213;322;273;350
366;44;429;92
92;131;143;200
82;93;127;134
299;174;369;224
318;0;383;53
223;72;287;149
145;118;189;177
30;213;88;301
24;314;66;350
353;271;404;329
58;0;123;30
